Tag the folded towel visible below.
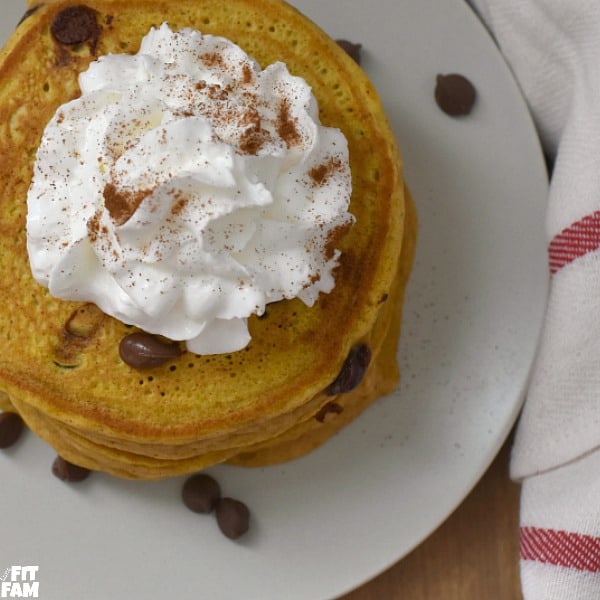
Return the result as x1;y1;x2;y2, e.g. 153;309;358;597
469;1;600;597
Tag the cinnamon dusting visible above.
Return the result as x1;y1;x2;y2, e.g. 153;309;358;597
309;157;344;187
87;210;104;243
242;64;254;85
103;183;152;226
239;109;269;155
277;99;301;148
201;52;226;69
324;222;352;261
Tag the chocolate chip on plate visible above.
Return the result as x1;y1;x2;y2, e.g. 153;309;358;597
182;474;221;514
52;456;91;482
119;332;182;369
336;39;362;64
50;5;100;46
435;73;477;116
0;412;25;449
326;344;372;395
216;498;251;540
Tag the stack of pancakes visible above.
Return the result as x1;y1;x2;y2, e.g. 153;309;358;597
0;0;416;478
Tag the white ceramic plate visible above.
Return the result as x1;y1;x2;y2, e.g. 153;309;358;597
1;1;548;599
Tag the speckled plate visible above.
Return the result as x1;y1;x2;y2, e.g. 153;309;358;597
1;1;547;599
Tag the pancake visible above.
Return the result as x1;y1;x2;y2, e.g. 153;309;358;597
0;0;415;478
8;190;415;478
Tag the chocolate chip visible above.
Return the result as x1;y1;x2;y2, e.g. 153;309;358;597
182;474;221;513
435;73;477;116
216;498;250;540
65;303;104;338
51;5;100;46
315;401;343;423
52;456;91;482
53;303;105;368
326;344;371;395
0;412;25;449
336;39;362;64
119;332;182;369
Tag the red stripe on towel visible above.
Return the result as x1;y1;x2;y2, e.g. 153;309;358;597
549;211;600;273
521;527;600;571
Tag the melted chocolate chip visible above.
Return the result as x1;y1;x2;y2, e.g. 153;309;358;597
336;39;362;65
50;5;100;46
0;412;25;449
52;456;91;482
216;498;250;540
65;303;105;338
435;73;477;116
315;401;344;423
326;344;371;395
53;303;105;368
182;474;221;513
119;332;182;369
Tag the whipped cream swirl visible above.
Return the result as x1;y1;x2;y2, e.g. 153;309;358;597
27;24;353;354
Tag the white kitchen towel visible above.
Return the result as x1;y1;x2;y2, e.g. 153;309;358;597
468;0;600;597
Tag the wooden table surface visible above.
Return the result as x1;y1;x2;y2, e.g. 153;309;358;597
339;433;522;600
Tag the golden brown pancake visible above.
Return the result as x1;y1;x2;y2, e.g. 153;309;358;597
0;0;415;478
